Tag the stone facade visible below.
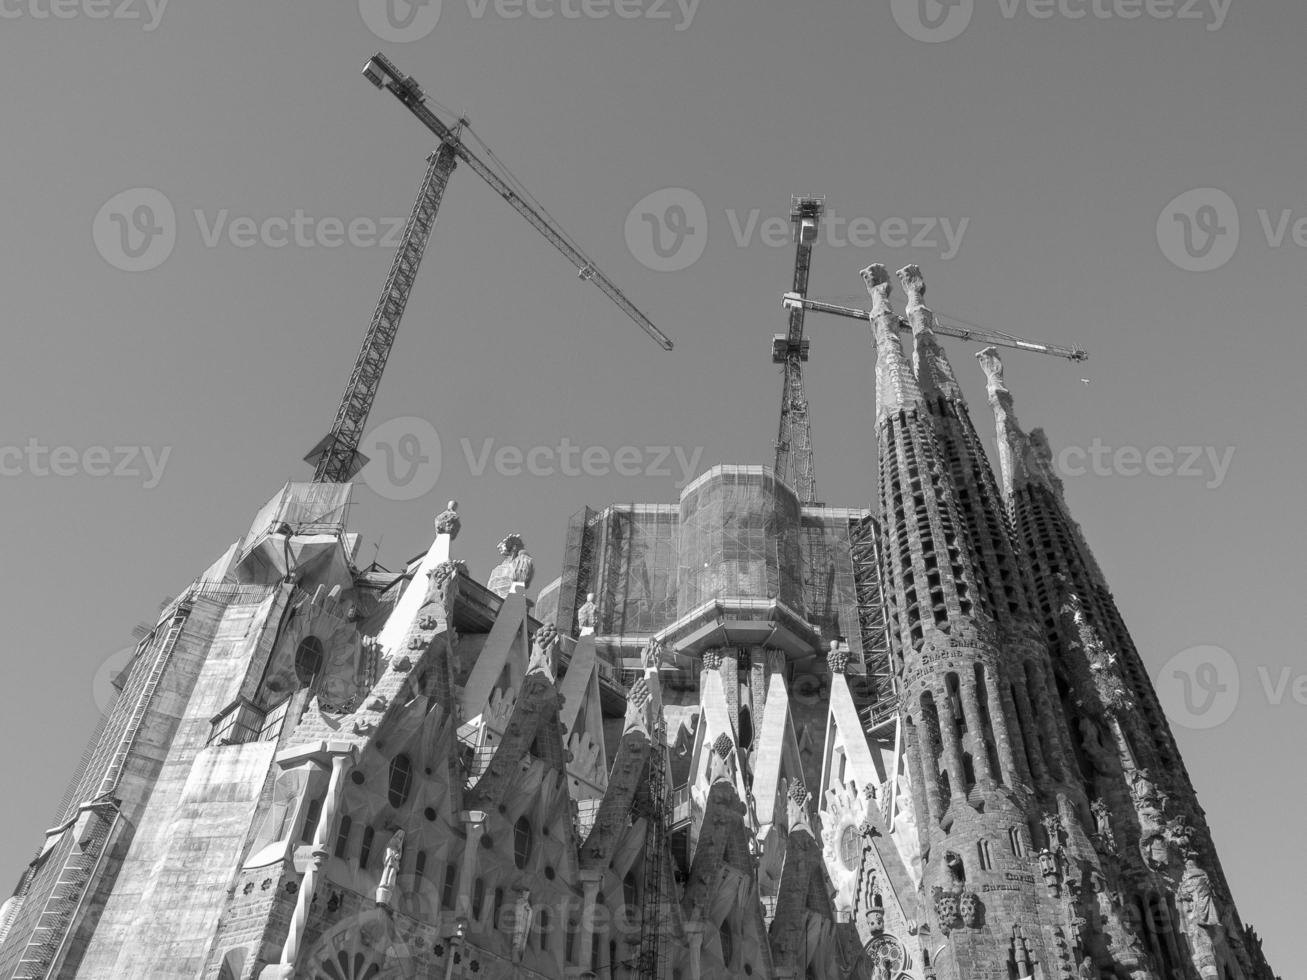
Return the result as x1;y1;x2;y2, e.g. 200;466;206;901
0;267;1283;980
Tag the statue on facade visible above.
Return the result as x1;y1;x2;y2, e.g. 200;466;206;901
375;829;405;908
577;592;598;635
434;500;461;539
487;533;534;597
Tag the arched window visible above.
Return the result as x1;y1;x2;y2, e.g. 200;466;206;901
623;869;638;911
440;864;457;910
295;636;324;687
359;826;375;870
218;949;245;980
388;754;413;808
333;815;352;858
738;707;753;750
300;798;323;843
414;850;427;882
839;824;861;870
472;878;486;920
538;907;551;951
493;887;505;929
720;917;734;966
514;816;532;868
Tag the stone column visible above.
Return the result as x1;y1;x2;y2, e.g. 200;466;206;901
456;811;487;921
903;719;938;834
280;751;352;972
958;675;995;786
577;869;604;973
1008;677;1050;789
984;666;1026;788
683;921;706;980
932;682;968;802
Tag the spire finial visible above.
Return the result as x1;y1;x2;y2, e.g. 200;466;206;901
898;264;963;402
861;264;922;420
975;346;1060;497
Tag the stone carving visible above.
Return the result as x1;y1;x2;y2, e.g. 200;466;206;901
510;889;534;961
624;679;651;737
375;829;404;908
1129;767;1158;807
866;906;885;935
1179;856;1220;927
487;534;534;597
576;592;597;635
1038;848;1062;896
528;624;558;680
1042;811;1065;850
701;648;723;671
897;263;926;311
1089;798;1114;847
826;639;850;675
434;501;461;539
861;264;893;318
1076;955;1095;979
642;638;665;672
958;891;980;928
933;889;960;934
428;559;468;607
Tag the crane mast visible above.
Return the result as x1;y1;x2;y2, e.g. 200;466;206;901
772;196;825;505
780;293;1089;363
309;53;672;484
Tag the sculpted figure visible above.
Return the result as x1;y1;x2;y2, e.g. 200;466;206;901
487;533;534;597
576;592;597;634
434;500;461;539
375;828;405;907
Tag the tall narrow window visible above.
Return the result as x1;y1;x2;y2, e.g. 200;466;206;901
538;908;551;952
294;636;324;687
472;878;486;920
493;887;505;929
300;797;323;843
514;816;532;869
333;814;353;858
441;864;457;910
359;826;376;870
414;850;427;882
388;754;413;808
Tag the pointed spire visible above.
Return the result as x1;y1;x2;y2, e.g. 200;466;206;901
975;346;1060;497
861;264;922;422
897;264;964;403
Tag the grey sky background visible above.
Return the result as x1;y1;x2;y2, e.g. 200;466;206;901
1;0;1302;966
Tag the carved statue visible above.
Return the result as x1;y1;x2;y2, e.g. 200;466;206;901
527;624;558;680
487;533;534;597
861;264;894;319
1076;955;1095;979
642;638;664;672
510;889;534;961
1089;798;1113;843
1130;768;1158;806
375;828;405;907
427;559;468;607
577;592;597;634
826;639;850;675
1179;857;1220;928
434;500;460;539
896;263;927;311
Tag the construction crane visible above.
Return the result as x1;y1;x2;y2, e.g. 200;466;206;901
307;53;673;484
772;196;826;505
781;293;1089;363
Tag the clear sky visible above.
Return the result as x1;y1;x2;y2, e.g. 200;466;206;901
1;0;1301;967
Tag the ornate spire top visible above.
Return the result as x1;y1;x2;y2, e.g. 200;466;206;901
526;623;558;681
975;346;1060;498
898;265;964;403
861;264;922;421
434;500;460;539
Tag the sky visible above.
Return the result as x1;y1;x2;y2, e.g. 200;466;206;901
0;0;1302;968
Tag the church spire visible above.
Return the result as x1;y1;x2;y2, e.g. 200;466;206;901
898;264;965;404
861;263;922;421
975;346;1062;499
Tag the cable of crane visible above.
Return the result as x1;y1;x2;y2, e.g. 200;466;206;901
460;122;589;258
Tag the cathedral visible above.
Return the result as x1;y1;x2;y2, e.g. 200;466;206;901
0;264;1281;980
